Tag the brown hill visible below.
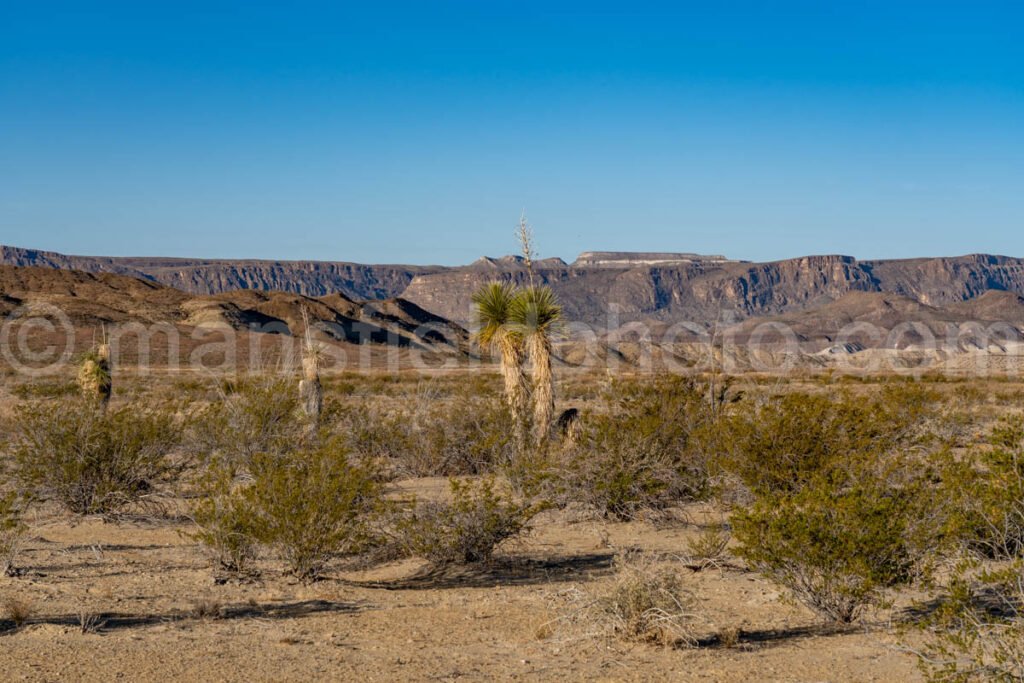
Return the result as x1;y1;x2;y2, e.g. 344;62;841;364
0;265;469;356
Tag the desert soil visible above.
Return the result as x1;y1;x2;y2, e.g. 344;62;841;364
0;485;922;683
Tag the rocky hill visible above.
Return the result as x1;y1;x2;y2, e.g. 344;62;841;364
5;245;1024;329
0;265;469;359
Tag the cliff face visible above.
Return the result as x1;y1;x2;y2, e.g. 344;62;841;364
5;245;1024;327
0;246;437;300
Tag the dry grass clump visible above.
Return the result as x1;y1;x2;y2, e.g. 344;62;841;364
189;597;226;620
596;555;696;647
2;595;34;628
552;553;697;648
78;608;107;634
683;521;732;572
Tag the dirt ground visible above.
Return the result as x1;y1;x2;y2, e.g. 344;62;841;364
0;492;922;683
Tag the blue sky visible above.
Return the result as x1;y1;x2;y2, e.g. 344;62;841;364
1;1;1022;265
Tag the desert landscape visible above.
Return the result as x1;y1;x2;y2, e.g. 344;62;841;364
2;246;1024;681
4;3;1023;680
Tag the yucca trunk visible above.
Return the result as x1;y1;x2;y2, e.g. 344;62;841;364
527;333;554;447
299;354;323;434
500;340;530;451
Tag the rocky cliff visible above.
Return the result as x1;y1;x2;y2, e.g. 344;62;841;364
5;245;1024;327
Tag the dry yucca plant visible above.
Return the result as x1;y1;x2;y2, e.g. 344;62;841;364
298;307;324;429
77;340;112;407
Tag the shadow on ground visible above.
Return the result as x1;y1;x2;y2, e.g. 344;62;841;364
0;599;365;635
354;552;616;590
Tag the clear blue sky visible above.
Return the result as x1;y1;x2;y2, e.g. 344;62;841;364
2;1;1022;265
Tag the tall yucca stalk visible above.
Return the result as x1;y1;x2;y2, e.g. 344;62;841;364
510;285;562;446
472;282;530;447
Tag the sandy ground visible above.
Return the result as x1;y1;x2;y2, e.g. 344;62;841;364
0;490;922;683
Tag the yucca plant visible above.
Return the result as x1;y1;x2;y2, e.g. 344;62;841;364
77;343;112;407
298;307;324;433
472;281;530;448
510;285;562;446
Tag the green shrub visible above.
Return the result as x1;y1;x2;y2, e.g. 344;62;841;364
12;401;180;516
732;466;924;623
940;419;1024;560
914;562;1024;682
189;379;305;467
244;438;382;582
553;377;715;520
188;461;259;575
720;387;935;498
336;396;516;478
399;478;534;566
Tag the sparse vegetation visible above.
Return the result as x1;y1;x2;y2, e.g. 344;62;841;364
2;365;1023;679
241;438;383;582
398;478;535;566
940;418;1024;560
189;460;260;575
0;492;27;576
732;462;927;623
590;553;696;647
914;562;1024;682
683;520;732;571
189;378;306;467
552;377;716;519
11;400;181;516
2;595;33;628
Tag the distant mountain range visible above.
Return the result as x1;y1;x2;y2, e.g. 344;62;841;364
5;245;1024;329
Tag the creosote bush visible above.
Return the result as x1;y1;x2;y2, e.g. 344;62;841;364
914;561;1024;682
242;437;382;582
552;377;716;520
189;461;260;575
732;463;927;623
719;386;937;499
939;418;1024;560
335;392;517;477
399;478;534;566
189;379;306;467
11;401;180;516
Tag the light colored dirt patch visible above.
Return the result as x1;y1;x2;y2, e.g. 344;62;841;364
0;502;922;682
